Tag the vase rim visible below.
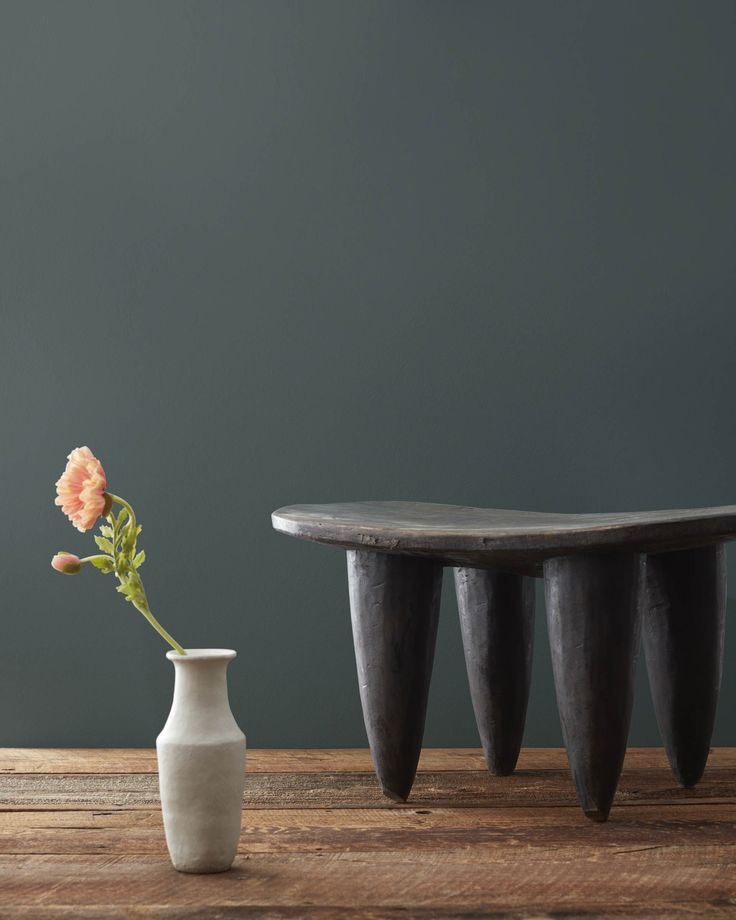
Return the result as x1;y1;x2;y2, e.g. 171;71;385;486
166;648;237;662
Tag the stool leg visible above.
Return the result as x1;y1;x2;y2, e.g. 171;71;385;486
347;550;442;802
644;544;726;788
544;553;644;822
454;567;535;775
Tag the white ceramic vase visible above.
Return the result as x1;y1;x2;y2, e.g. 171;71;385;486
156;648;246;873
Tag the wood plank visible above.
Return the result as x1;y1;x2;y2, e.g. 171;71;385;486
2;907;736;920
0;804;734;855
0;849;734;912
2;746;734;775
1;801;733;829
2;765;734;810
1;750;734;917
0;747;492;774
0;749;159;775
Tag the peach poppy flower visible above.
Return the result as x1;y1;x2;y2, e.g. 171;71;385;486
54;447;109;532
51;552;82;574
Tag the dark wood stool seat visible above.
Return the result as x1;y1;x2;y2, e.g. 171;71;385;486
273;501;731;820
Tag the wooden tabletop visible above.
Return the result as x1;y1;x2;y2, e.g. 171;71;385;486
1;748;735;917
272;501;736;572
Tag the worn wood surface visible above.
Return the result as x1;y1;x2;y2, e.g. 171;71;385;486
272;501;736;573
0;749;734;917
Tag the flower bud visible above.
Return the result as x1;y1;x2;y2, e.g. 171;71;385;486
51;553;82;575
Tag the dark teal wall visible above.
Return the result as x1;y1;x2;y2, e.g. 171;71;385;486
2;0;735;747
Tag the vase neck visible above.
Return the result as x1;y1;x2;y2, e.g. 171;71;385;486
171;657;232;715
161;650;241;741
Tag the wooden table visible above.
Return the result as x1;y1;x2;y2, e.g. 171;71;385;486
273;502;732;820
1;748;735;917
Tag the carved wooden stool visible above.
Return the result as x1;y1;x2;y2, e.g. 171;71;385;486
272;501;729;821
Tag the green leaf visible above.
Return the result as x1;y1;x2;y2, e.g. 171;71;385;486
115;572;145;606
89;556;115;574
94;536;114;554
99;525;114;539
117;508;129;527
133;550;145;569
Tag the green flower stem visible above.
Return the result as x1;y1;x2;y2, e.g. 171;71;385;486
105;493;187;657
105;493;136;530
131;596;187;656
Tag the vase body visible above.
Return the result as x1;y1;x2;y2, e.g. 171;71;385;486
156;648;246;873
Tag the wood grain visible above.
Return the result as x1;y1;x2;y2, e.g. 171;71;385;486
1;749;734;918
0;747;493;774
2;909;736;920
2;804;735;855
3;746;735;773
3;766;735;810
1;849;735;914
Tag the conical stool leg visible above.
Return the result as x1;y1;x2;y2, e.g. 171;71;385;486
644;544;726;787
544;553;644;821
454;567;535;775
347;549;442;802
